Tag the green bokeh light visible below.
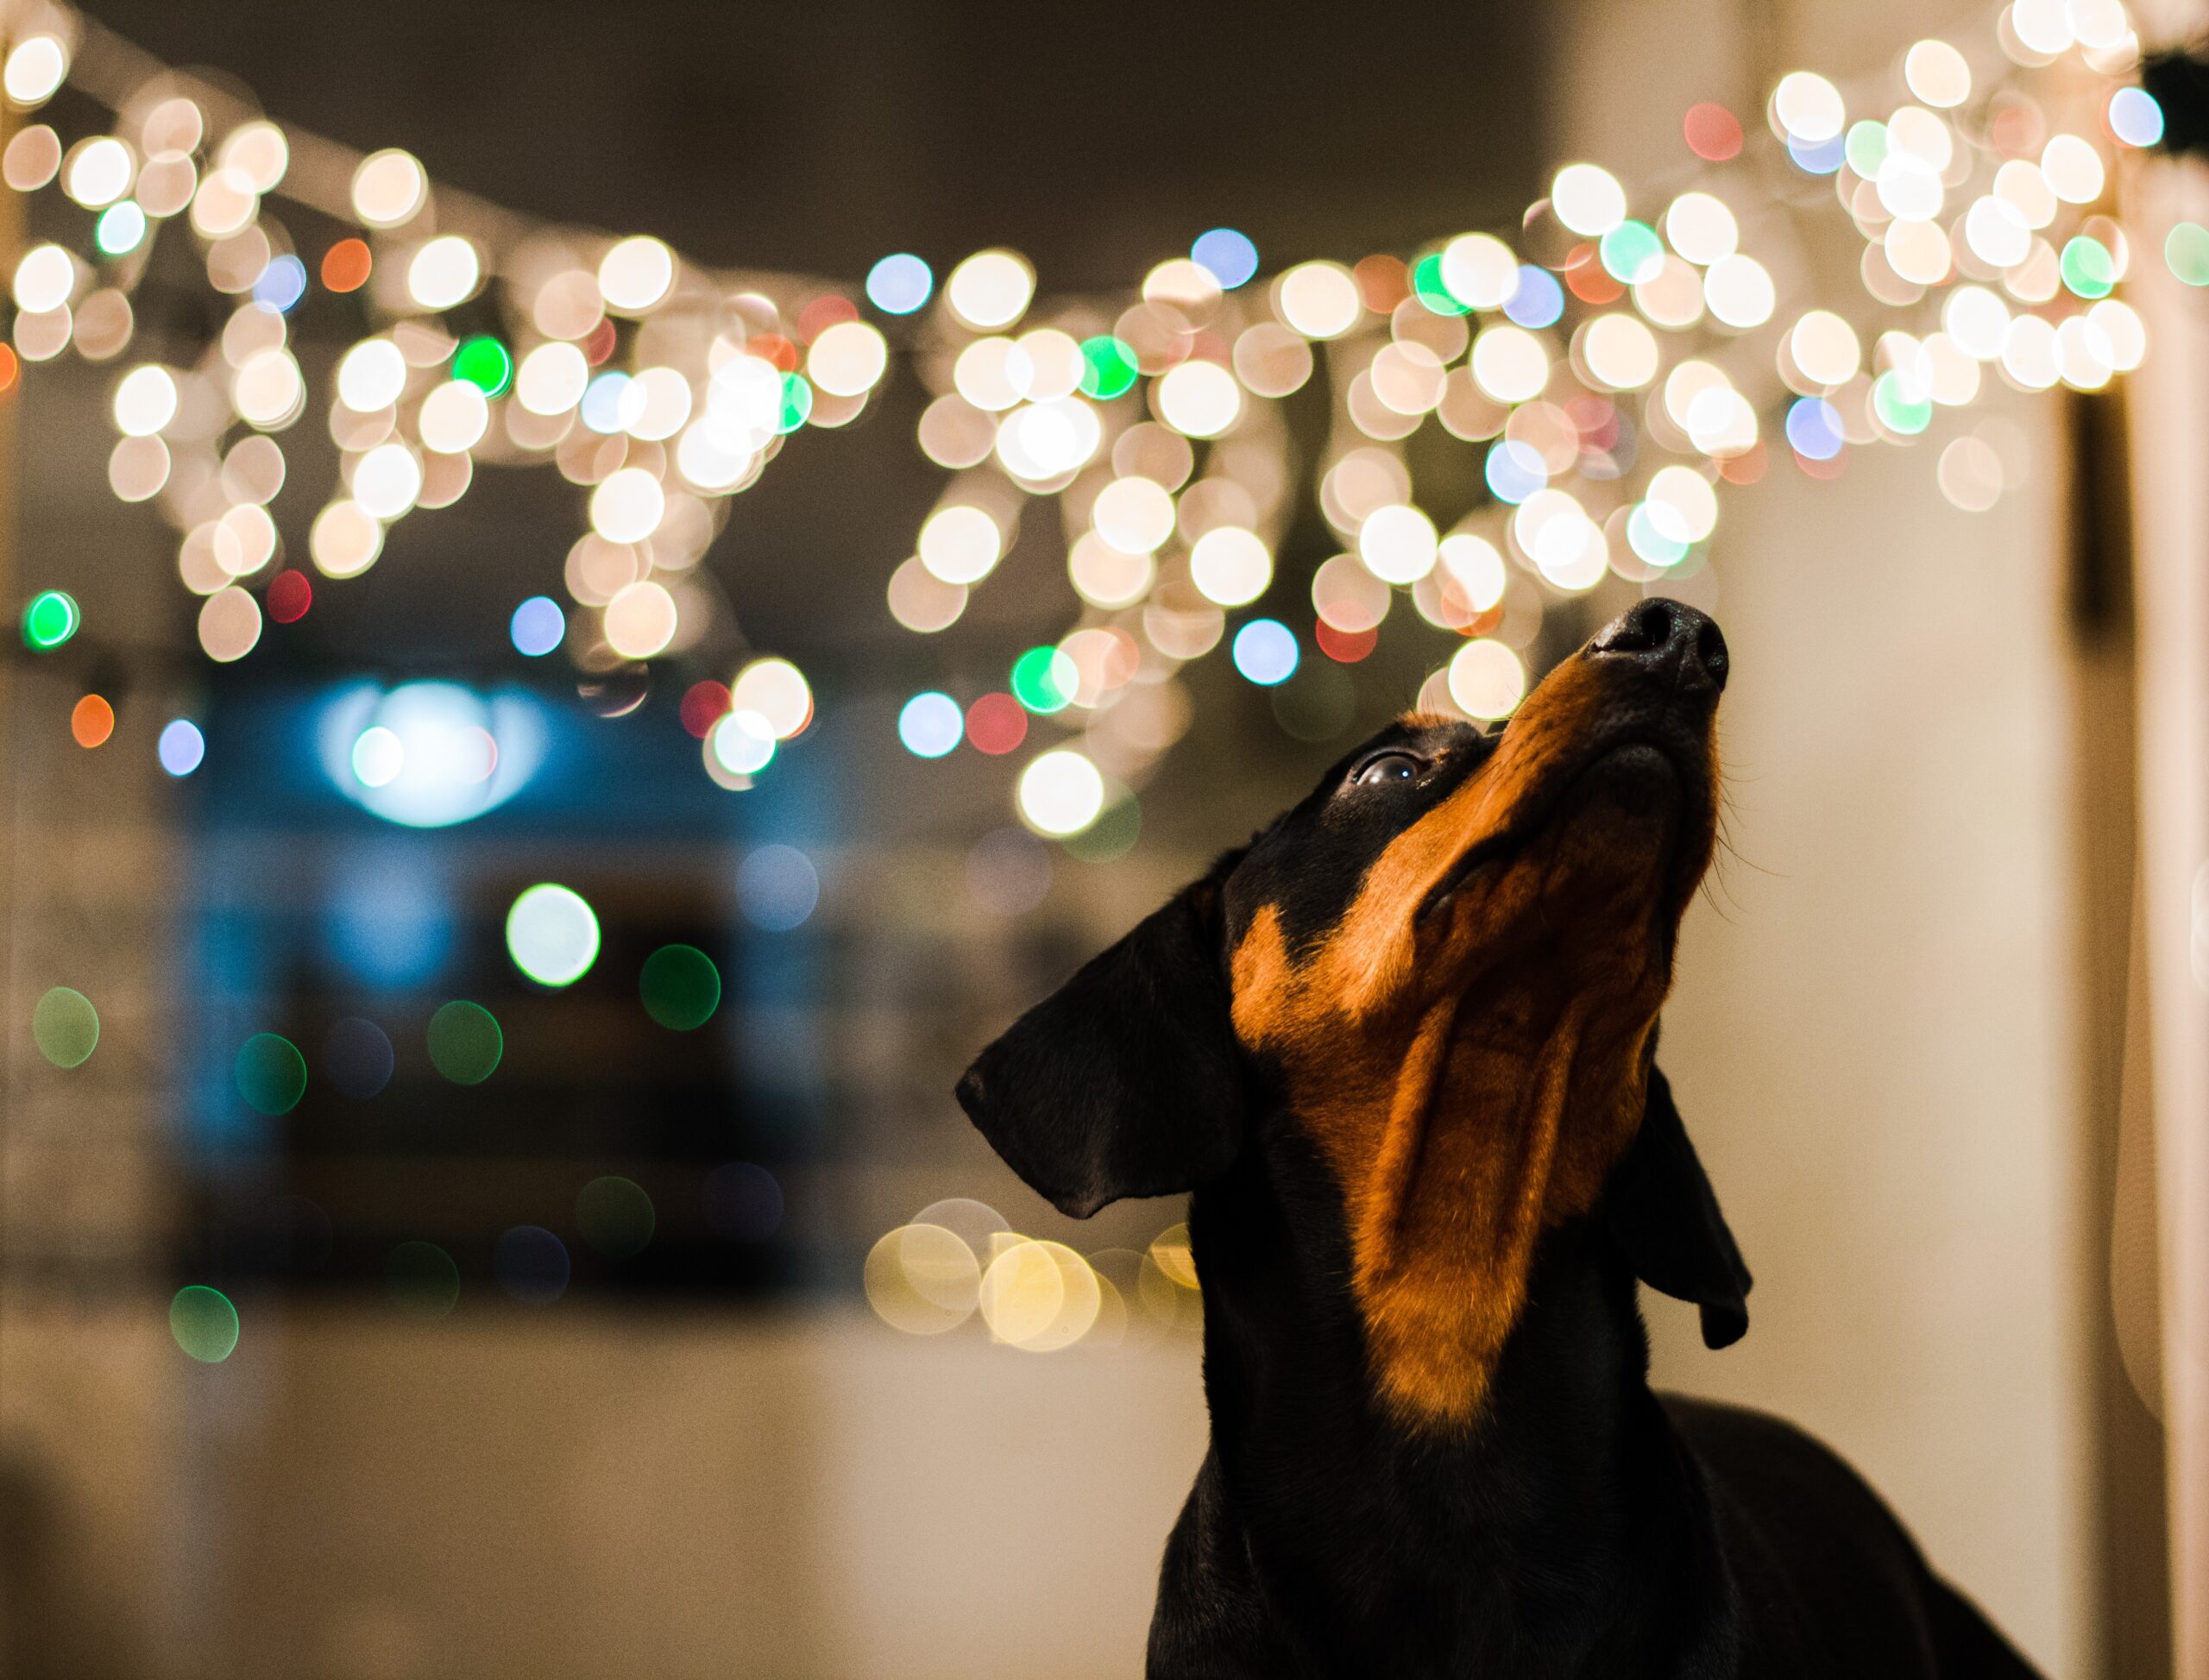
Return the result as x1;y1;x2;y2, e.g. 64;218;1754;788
22;589;79;651
386;1241;462;1318
32;985;98;1068
1079;335;1140;400
1843;120;1889;180
427;1000;502;1085
2059;236;2115;299
1409;253;1468;315
170;1286;240;1363
1010;645;1078;714
452;335;513;395
1269;661;1360;744
2166;222;2209;286
235;1033;307;1115
1598;220;1665;286
639;944;721;1030
1871;371;1931;436
577;1175;656;1257
1060;791;1142;865
777;372;813;433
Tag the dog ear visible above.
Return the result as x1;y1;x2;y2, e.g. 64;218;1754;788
956;865;1244;1218
1604;1065;1753;1349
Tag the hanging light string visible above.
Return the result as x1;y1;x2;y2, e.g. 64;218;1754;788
0;0;2175;842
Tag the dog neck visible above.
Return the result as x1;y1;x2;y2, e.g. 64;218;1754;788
1182;1129;1726;1671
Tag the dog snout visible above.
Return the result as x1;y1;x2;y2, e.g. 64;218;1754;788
1588;597;1728;695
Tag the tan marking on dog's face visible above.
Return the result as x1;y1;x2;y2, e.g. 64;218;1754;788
1228;651;1720;1428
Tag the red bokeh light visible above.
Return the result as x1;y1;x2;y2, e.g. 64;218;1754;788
266;569;312;623
965;692;1028;756
1315;621;1377;664
1683;102;1744;161
681;681;732;739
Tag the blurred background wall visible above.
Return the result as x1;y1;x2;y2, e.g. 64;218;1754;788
0;1;2180;1677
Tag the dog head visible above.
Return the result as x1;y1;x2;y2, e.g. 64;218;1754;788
958;598;1749;1427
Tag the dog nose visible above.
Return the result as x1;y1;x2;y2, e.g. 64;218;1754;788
1589;597;1728;695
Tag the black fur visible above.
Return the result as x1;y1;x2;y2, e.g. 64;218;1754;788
957;607;2044;1678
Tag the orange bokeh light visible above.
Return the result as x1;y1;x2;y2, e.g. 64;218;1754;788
71;694;115;749
321;237;373;294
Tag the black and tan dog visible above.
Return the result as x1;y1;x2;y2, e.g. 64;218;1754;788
959;599;2043;1678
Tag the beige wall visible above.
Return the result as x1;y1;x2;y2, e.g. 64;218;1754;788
3;1301;1208;1680
1553;6;2098;1672
1648;432;2092;1675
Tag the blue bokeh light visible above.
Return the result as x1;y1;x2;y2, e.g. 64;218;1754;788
254;254;308;313
1502;265;1564;329
1231;619;1300;686
737;844;821;931
158;718;205;777
1191;228;1260;289
1484;438;1549;503
897;691;963;758
2110;86;2165;148
1784;396;1846;461
1786;132;1845;174
865;253;934;315
510;595;565;657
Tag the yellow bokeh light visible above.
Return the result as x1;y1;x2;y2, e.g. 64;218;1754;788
350;148;426;228
865;1224;980;1335
1789;311;1861;386
598;236;677;314
731;658;811;739
1358;503;1438;584
1155;360;1242;437
604;580;678;658
1551;163;1627;236
1470;325;1550;405
808;321;888;397
1016;749;1106;837
979;1239;1101;1351
1447;639;1525;720
945;249;1035;330
589;467;666;544
311;500;384;578
407;236;481;311
918;504;1004;584
1189;526;1272;607
1276;261;1362;339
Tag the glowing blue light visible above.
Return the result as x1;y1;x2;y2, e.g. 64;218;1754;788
94;201;146;256
157;718;205;777
509;595;564;657
738;844;821;931
1502;265;1564;329
1787;132;1845;174
1231;619;1300;686
2110;86;2165;148
865;253;933;315
254;254;307;313
1784;396;1845;461
1191;228;1260;289
580;371;633;435
897;691;963;758
318;681;546;828
324;852;456;990
1484;438;1548;503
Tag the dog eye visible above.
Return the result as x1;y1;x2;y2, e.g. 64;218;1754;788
1353;752;1422;788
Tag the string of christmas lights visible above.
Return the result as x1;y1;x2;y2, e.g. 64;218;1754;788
0;0;2186;842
